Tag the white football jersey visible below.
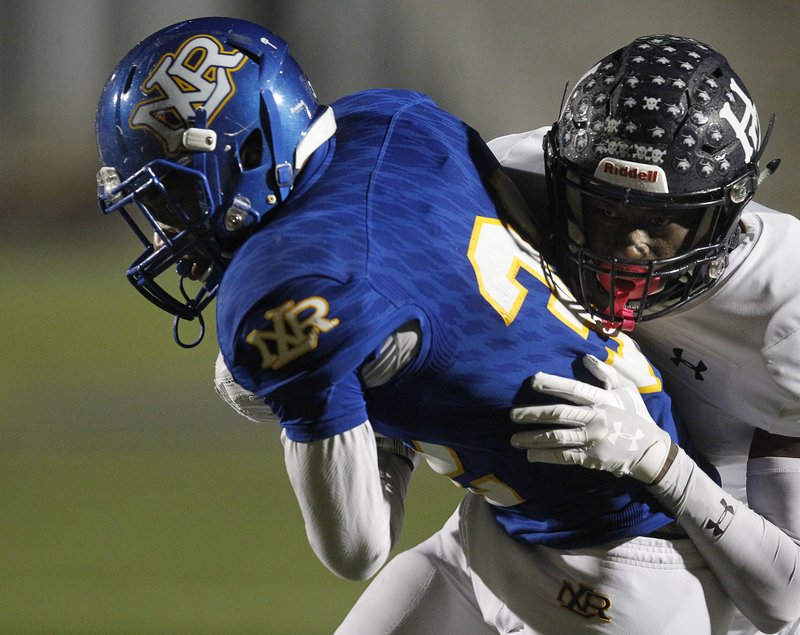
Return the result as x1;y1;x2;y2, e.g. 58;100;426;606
489;128;800;498
491;130;800;635
634;206;800;491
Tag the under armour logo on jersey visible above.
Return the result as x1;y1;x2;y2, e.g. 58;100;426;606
705;498;735;537
720;78;759;162
607;421;645;451
558;580;612;622
246;297;340;370
670;348;707;380
130;34;247;153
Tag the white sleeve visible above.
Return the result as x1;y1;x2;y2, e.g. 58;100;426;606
214;349;417;581
282;421;415;581
747;456;800;540
647;448;800;633
487;127;549;173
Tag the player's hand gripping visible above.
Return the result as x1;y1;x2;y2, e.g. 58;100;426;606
510;354;673;484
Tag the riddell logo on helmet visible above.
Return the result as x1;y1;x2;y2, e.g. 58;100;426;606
602;161;657;182
594;158;669;193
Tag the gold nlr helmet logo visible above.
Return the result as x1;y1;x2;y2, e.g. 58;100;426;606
129;35;248;153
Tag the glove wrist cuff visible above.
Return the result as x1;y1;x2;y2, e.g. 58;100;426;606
632;436;675;484
648;442;679;485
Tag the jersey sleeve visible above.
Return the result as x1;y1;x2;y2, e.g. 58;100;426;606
222;275;414;442
487;127;549;173
761;312;800;437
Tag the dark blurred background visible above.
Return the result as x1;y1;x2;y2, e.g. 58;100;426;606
3;1;798;633
1;0;796;242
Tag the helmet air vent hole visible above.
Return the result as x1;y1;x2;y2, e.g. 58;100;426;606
123;66;137;94
239;130;263;170
228;37;262;63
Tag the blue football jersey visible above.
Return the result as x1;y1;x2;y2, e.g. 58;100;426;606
217;89;706;547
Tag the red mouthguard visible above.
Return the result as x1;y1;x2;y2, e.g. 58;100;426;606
596;265;660;332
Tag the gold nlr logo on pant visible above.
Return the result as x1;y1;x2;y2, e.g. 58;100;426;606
557;580;612;622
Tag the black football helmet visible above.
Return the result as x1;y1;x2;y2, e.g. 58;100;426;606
544;34;777;330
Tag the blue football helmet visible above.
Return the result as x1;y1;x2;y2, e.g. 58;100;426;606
544;34;777;330
96;17;335;345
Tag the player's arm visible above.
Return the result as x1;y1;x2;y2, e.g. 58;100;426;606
510;355;800;632
281;419;416;581
214;321;421;582
648;431;800;633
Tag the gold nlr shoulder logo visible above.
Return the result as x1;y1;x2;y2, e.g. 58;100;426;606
129;34;248;153
558;580;612;622
246;297;340;370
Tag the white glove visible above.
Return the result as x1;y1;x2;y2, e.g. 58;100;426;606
214;351;279;424
510;354;673;484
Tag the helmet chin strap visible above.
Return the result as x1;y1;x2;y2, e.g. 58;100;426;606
173;311;206;348
171;273;209;348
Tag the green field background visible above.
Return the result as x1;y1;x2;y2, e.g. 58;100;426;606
2;236;464;634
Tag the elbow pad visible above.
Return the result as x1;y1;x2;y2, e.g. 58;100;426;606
214;351;278;424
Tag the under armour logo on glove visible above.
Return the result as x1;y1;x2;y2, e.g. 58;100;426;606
607;422;645;451
509;354;673;484
670;348;707;380
705;498;735;537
